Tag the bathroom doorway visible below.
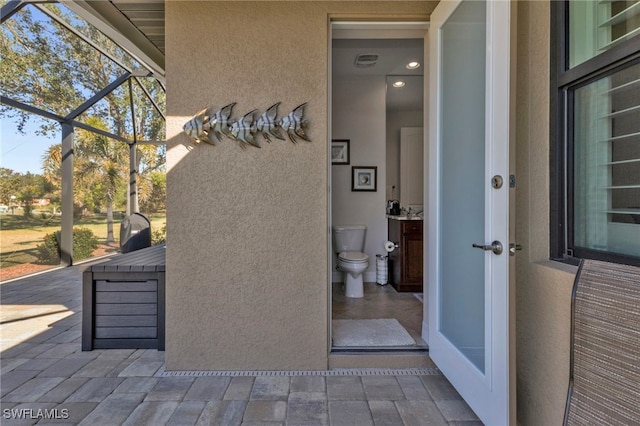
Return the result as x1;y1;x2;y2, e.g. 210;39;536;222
330;22;427;351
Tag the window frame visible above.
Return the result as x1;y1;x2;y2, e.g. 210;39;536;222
550;0;640;267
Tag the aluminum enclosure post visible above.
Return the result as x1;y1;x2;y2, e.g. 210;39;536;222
61;122;74;265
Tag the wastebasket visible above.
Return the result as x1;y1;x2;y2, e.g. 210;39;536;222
120;212;151;253
376;254;389;285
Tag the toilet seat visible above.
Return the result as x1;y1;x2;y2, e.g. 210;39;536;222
339;251;369;263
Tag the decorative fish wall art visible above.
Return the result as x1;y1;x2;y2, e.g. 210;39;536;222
182;102;310;149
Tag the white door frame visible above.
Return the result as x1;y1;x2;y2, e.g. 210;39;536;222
328;21;429;351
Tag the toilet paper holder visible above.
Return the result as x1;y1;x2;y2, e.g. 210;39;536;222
384;241;399;252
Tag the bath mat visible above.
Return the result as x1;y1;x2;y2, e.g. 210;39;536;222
332;319;416;347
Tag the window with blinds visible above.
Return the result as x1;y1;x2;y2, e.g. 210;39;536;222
572;62;640;259
570;1;640;68
552;0;640;265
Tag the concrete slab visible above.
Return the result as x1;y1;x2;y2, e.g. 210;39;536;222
167;400;206;425
249;376;289;401
328;400;374;426
223;377;254;401
183;376;231;401
326;376;366;401
122;401;179;426
361;376;405;401
144;376;195;401
243;400;287;422
369;400;404;426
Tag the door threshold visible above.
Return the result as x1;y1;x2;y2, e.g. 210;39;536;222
331;346;428;353
329;348;434;369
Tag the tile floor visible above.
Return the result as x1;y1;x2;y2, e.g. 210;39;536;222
1;264;481;425
332;282;427;347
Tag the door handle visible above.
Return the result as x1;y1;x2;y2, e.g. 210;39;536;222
472;240;503;255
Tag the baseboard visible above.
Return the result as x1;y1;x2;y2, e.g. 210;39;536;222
364;271;377;282
332;271;377;283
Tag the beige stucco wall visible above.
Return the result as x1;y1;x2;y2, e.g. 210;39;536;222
515;2;578;425
165;1;578;420
165;1;433;370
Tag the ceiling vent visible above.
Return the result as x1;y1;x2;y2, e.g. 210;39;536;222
354;53;379;68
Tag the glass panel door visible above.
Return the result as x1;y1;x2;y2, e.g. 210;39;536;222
428;0;512;423
439;0;487;373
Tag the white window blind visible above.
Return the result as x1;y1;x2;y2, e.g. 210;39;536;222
570;0;640;68
573;62;640;257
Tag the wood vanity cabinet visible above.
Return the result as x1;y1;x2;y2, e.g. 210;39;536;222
388;219;423;292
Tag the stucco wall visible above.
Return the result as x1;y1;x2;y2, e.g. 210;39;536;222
515;2;578;424
165;1;432;370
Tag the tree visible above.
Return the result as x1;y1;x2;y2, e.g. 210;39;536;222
41;117;128;242
0;168;21;205
140;171;166;213
1;4;164;138
3;3;166;241
75;118;128;242
0;168;49;215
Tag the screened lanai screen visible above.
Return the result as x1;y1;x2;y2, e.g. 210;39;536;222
0;0;166;279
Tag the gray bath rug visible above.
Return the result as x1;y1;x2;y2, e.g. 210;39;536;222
332;319;416;347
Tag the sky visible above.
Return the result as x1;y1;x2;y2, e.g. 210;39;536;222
0;116;60;175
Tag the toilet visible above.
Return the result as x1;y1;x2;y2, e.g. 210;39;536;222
333;225;369;298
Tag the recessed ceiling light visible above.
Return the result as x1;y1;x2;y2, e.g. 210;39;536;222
392;81;406;88
406;61;421;70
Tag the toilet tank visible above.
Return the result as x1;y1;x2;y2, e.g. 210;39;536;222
333;225;366;253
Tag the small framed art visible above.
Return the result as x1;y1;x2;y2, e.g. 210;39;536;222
331;139;350;165
352;166;377;192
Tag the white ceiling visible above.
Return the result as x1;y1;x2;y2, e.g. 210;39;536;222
332;38;424;111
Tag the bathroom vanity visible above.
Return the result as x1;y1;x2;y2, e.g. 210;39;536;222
387;217;423;292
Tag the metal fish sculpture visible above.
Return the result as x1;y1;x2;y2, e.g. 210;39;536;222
255;102;285;143
182;108;211;144
229;110;260;148
208;102;236;143
280;103;310;143
183;101;310;148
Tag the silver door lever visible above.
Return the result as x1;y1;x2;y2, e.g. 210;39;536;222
472;241;503;255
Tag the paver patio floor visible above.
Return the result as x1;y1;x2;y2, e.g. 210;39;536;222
1;263;482;425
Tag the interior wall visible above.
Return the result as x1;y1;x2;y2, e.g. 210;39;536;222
515;2;578;424
165;1;433;370
331;76;387;280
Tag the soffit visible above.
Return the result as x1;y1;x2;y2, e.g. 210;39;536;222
111;0;165;53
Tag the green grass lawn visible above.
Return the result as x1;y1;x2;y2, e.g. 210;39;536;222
0;213;166;268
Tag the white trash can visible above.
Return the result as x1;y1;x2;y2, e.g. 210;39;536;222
376;254;388;285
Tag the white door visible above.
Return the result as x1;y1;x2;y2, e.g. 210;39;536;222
400;127;424;211
427;0;512;425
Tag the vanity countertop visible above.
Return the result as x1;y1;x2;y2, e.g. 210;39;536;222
387;215;423;221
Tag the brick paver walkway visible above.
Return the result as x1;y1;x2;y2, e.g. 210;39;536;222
1;264;482;425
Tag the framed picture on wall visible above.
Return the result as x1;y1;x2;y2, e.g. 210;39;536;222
352;166;377;192
331;139;350;165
